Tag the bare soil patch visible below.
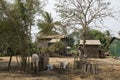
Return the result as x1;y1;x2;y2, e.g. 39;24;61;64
0;56;120;80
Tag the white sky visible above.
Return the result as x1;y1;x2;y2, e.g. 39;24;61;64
30;0;120;41
43;0;120;36
6;0;120;40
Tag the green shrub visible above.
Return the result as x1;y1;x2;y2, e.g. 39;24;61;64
48;42;66;56
0;52;5;57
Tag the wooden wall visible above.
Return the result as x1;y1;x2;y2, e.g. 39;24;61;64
84;45;99;58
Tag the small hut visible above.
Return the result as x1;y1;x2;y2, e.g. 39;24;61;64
37;35;66;47
80;40;101;58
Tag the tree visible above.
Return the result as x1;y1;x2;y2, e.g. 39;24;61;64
66;36;75;47
118;31;120;36
79;28;106;43
37;11;60;36
105;30;111;38
70;27;106;48
103;30;112;50
56;0;114;56
0;0;43;71
91;29;106;43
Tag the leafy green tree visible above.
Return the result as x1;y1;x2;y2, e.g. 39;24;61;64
79;28;106;43
70;28;106;46
0;0;43;71
37;11;60;36
103;30;112;50
66;36;75;47
91;30;106;43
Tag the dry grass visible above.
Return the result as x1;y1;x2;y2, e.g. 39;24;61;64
0;56;120;80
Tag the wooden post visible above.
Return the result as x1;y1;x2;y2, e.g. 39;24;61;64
78;59;98;74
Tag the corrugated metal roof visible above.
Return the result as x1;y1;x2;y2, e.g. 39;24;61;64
80;40;101;45
109;37;120;44
49;39;60;43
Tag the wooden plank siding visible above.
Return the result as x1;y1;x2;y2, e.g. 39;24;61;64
80;40;101;58
84;45;100;58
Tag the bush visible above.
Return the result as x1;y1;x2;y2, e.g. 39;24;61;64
0;52;5;57
40;47;49;54
48;42;66;56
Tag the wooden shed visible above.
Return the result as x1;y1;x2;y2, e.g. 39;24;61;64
80;40;101;58
109;37;120;57
37;35;66;48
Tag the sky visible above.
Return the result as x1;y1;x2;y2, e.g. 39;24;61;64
43;0;120;36
6;0;120;40
30;0;120;41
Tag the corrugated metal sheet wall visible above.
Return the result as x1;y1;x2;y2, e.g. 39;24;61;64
110;39;120;57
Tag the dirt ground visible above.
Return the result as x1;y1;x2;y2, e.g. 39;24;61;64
0;56;120;80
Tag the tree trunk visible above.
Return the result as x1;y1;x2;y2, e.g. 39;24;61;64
7;47;13;70
82;26;86;58
8;54;12;70
15;55;20;66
